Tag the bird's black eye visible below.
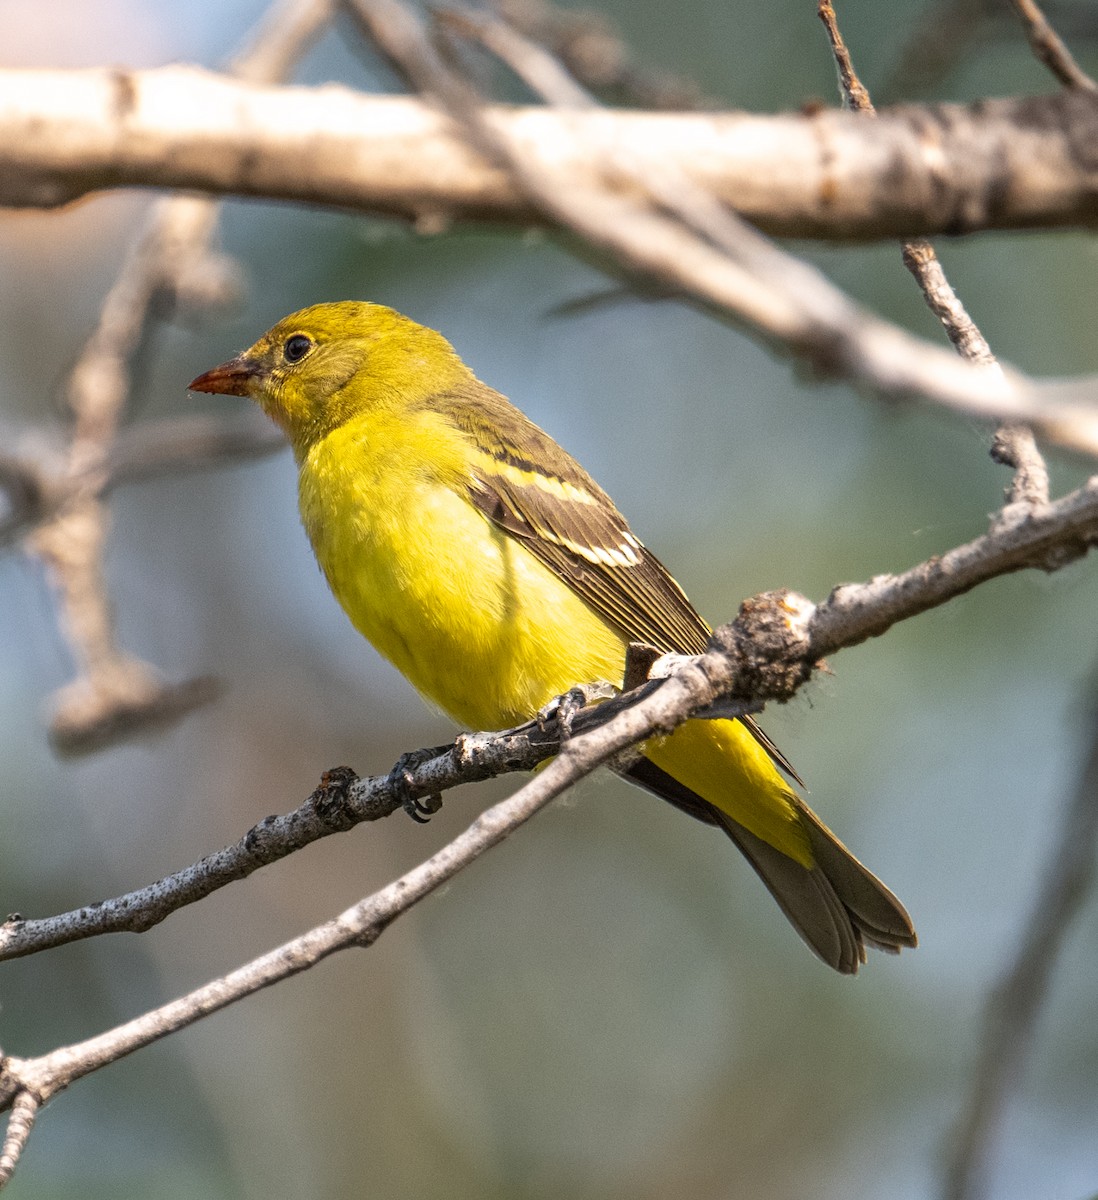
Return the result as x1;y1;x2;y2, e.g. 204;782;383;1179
283;334;313;364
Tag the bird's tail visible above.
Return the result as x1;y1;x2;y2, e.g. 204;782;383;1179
624;759;916;974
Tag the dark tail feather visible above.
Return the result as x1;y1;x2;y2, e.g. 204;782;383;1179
623;761;916;974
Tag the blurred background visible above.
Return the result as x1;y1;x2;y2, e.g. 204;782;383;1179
2;0;1097;1197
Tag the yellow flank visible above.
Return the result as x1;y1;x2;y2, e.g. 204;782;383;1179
647;723;812;866
188;300;916;973
299;408;626;732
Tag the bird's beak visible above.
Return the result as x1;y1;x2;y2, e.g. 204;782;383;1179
188;356;263;397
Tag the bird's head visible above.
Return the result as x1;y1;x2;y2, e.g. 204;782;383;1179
189;301;470;456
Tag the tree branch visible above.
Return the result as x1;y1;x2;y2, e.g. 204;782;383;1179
1012;0;1098;92
1;52;1098;455
2;66;1098;240
0;674;755;1146
0;1094;38;1189
343;0;1098;461
818;2;1049;507
936;6;1096;1198
0;412;1094;1180
4;472;1097;962
21;0;334;757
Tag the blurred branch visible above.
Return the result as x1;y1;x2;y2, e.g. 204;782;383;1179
886;0;1098;100
22;0;334;756
0;452;47;547
439;6;596;107
886;0;1000;98
104;412;286;488
0;1094;38;1190
457;1;1046;494
1012;0;1097;91
944;684;1098;1200
486;0;707;108
341;0;1098;460
6;59;1098;449
818;0;1048;502
29;198;239;756
0;413;283;546
230;0;338;82
5;66;1098;241
3;419;286;756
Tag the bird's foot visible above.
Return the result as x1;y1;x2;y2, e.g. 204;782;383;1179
386;745;448;823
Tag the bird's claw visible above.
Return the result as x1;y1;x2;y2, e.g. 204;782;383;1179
387;747;446;823
403;790;442;823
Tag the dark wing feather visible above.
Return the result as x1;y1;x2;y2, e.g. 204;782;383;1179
436;382;801;782
440;383;708;654
625;759;916;972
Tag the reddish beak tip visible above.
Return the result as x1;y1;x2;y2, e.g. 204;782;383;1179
188;357;258;397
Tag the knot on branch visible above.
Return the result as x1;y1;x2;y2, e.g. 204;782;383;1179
708;588;818;703
307;766;361;828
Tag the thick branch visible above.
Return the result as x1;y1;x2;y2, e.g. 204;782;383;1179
3;67;1098;239
346;0;1098;458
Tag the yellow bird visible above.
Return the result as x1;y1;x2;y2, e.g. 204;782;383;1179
190;301;915;973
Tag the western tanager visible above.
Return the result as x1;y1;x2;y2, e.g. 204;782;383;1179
190;301;915;973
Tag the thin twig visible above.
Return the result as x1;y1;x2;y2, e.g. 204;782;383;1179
1012;0;1098;91
488;0;707;109
819;0;1049;508
0;1094;39;1188
818;0;875;113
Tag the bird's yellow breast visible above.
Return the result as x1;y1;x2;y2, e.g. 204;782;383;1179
298;410;627;731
